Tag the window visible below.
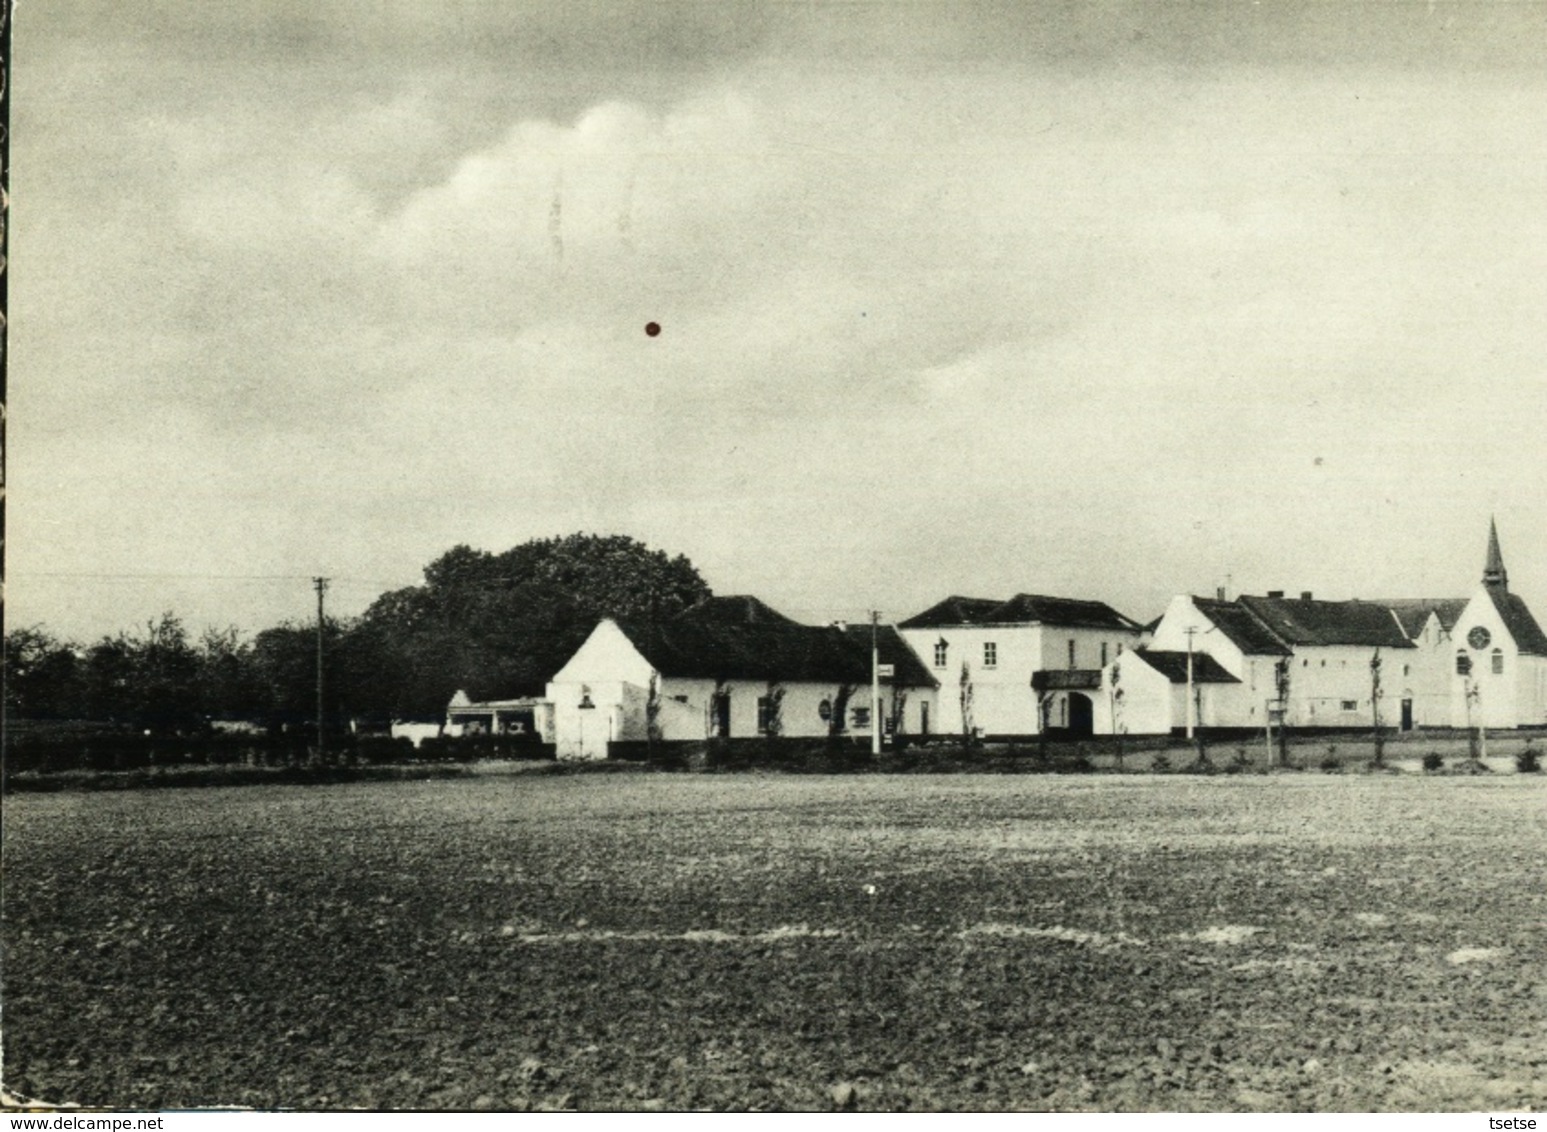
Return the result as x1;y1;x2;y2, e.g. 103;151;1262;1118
1492;648;1504;675
920;703;930;734
850;706;871;729
756;696;772;735
983;642;997;668
1116;643;1123;657
672;694;689;704
1340;700;1358;711
1067;639;1077;669
1100;642;1109;667
1456;651;1472;676
933;640;948;668
1402;664;1410;677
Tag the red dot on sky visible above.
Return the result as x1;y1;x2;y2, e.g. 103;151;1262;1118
645;322;661;337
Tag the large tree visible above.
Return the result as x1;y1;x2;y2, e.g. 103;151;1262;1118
4;626;85;721
348;534;712;719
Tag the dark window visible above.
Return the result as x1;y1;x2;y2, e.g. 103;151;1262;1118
933;641;948;668
851;706;871;729
1492;648;1504;675
983;642;997;668
1456;651;1472;676
1067;639;1077;669
756;696;772;735
1100;642;1109;667
1340;700;1357;711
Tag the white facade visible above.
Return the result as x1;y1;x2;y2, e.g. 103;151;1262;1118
1139;594;1412;733
899;621;1139;738
1447;587;1547;730
546;619;937;760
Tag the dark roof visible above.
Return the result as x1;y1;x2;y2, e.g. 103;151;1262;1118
897;595;1004;629
899;592;1139;631
616;598;936;686
677;595;799;626
1128;649;1240;685
840;625;940;688
1190;597;1292;656
1380;599;1469;638
1237;595;1415;649
984;594;1141;631
1487;589;1547;657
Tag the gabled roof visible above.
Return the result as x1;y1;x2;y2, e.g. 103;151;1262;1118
1127;649;1240;685
840;625;940;688
1190;597;1292;656
897;596;1004;629
1380;599;1469;638
899;592;1139;631
616;597;937;687
1237;595;1415;649
1485;589;1547;657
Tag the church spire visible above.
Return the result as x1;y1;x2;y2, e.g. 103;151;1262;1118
1483;516;1508;589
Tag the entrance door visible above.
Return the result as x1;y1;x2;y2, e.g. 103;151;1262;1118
1067;693;1094;737
1400;698;1413;732
713;692;731;738
920;702;930;735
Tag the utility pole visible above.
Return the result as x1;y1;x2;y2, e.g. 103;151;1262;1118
871;610;881;757
314;576;329;761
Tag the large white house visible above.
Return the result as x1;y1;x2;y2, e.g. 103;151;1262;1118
897;594;1144;738
1102;522;1547;735
546;596;939;760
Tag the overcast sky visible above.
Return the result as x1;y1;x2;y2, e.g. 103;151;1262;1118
12;1;1547;641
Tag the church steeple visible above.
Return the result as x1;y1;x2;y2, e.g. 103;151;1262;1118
1483;517;1509;590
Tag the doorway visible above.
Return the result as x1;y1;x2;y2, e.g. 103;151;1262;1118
1067;693;1094;737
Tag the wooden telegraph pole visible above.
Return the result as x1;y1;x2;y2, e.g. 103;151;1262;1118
871;610;881;757
314;576;329;761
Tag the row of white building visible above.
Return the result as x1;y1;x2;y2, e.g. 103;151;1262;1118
445;522;1547;759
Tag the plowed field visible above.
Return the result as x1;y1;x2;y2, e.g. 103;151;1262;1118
4;774;1544;1111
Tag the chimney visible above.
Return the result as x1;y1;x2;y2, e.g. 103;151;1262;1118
1300;591;1313;601
1267;590;1285;599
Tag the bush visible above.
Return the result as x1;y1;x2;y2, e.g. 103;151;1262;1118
1225;746;1252;775
1517;744;1542;774
1319;754;1342;773
1422;751;1445;773
1150;753;1172;774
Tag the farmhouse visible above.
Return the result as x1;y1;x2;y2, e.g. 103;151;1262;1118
546;596;938;760
1102;521;1547;735
897;593;1144;739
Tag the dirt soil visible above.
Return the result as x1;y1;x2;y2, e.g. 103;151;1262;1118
3;774;1544;1111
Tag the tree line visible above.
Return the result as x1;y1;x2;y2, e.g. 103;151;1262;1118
5;534;711;732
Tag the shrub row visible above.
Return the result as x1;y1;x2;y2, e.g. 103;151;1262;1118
3;728;554;779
